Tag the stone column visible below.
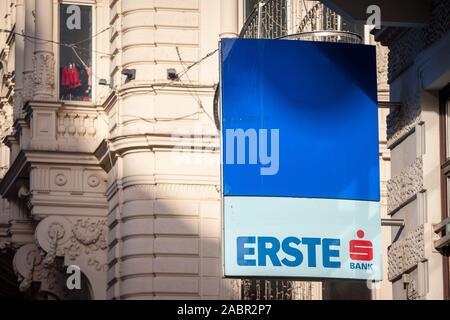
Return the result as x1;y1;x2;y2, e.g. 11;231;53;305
23;0;35;104
33;0;55;100
220;0;239;38
106;0;233;300
14;0;25;119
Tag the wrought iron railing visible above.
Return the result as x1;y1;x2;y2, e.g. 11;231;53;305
281;31;362;44
240;0;363;44
240;0;288;39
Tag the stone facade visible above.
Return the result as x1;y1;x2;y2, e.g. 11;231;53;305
0;0;241;300
1;0;447;301
375;0;450;300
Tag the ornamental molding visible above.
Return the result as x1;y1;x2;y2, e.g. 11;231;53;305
13;90;25;121
386;94;421;149
35;216;107;273
30;166;107;195
156;183;218;200
377;0;450;83
118;183;219;202
33;52;55;99
57;111;98;139
23;71;34;103
14;217;109;299
388;225;426;281
0;105;13;141
0;240;11;252
376;43;389;92
12;243;65;296
387;29;424;83
387;157;423;214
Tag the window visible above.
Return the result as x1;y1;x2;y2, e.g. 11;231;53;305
59;4;93;102
441;85;450;219
440;83;450;299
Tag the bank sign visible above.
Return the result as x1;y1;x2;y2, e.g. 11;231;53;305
220;39;382;281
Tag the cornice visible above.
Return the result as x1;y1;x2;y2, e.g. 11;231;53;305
0;150;102;198
374;27;410;47
0;151;28;197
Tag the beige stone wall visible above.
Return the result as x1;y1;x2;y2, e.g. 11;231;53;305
0;0;241;300
378;1;450;297
1;0;446;301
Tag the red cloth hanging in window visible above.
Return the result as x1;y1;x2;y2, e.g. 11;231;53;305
62;65;82;90
68;65;81;90
61;66;70;87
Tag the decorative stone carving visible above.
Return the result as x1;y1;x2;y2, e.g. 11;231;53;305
387;29;425;83
378;0;450;83
54;174;68;187
386;94;421;149
387;157;423;214
32;217;108;298
36;216;107;272
156;184;218;199
57;112;98;139
406;278;420;300
71;219;107;252
42;222;66;267
33;52;55;99
87;175;100;188
424;0;450;48
0;105;13;141
23;71;34;103
35;217;72;261
12;243;42;292
388;225;425;281
120;184;219;202
13;90;24;120
0;240;10;252
13;243;67;297
376;43;389;92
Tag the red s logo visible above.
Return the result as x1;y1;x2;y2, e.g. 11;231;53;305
349;230;373;261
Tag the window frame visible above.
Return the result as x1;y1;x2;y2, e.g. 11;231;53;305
57;1;96;104
439;83;450;300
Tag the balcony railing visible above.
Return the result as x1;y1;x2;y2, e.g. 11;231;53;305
281;30;362;44
240;0;363;44
240;0;288;39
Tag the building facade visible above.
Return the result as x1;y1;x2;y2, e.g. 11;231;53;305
373;0;450;300
0;0;243;300
0;0;447;300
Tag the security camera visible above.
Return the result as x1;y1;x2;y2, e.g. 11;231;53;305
167;68;179;81
121;69;136;82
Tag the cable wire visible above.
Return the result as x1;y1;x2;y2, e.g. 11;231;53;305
0;28;112;56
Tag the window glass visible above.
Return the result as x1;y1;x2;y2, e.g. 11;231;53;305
59;4;92;102
446;100;450;158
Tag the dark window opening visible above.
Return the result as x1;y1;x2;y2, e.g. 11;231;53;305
59;4;92;102
439;83;450;300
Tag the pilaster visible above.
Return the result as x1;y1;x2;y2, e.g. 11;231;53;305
33;0;55;101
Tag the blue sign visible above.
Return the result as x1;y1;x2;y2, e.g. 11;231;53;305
221;38;382;281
